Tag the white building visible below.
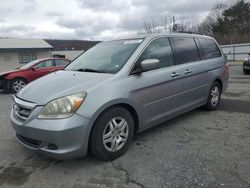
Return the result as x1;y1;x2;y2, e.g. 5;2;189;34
52;50;84;61
0;38;52;71
221;43;250;61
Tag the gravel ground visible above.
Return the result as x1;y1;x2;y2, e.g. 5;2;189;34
0;65;249;188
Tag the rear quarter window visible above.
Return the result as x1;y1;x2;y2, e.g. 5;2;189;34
55;60;70;66
171;37;200;64
197;38;222;60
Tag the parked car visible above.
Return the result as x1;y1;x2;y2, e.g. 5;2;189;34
0;58;70;92
10;33;229;161
243;53;250;74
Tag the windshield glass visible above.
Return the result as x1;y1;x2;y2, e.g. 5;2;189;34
19;59;40;70
65;39;143;73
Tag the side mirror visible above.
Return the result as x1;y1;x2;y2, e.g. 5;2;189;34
140;59;160;72
248;53;250;56
31;67;36;71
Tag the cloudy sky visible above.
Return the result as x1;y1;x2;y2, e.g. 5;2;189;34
0;0;229;40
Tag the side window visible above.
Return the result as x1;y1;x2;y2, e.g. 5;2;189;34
172;37;200;64
136;38;174;70
198;38;222;60
35;60;54;69
55;60;69;66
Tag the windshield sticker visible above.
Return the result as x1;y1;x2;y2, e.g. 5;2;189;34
124;39;143;44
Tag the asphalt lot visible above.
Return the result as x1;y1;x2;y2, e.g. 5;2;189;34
0;65;250;188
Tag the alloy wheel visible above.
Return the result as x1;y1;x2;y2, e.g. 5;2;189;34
103;117;129;152
13;80;26;92
211;86;220;106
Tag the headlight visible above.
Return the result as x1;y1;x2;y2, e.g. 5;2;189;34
38;93;87;119
244;57;248;62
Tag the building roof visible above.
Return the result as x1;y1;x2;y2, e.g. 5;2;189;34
45;39;100;51
0;38;53;50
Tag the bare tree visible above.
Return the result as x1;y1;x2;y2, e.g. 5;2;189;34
142;14;173;33
141;14;202;34
199;3;228;36
174;15;200;32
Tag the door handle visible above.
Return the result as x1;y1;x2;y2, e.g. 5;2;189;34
184;69;192;74
171;72;180;77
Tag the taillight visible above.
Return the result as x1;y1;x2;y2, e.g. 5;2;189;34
224;62;228;72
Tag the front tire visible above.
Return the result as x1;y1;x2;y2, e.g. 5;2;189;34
10;78;27;93
203;81;222;111
90;106;134;161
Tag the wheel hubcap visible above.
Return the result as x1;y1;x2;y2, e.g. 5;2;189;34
13;80;26;92
211;86;220;106
103;117;129;152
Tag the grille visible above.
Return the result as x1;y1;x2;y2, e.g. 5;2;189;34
244;62;250;67
18;107;31;118
12;96;36;122
13;103;32;121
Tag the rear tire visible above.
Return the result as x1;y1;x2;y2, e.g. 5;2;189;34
90;106;134;161
203;81;222;111
10;78;27;93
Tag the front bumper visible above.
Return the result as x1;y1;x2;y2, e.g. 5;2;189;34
0;77;9;90
243;61;250;70
10;96;92;160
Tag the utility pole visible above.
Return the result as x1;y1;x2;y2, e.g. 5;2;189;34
172;16;177;32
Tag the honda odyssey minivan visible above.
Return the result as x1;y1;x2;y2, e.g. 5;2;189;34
10;33;229;161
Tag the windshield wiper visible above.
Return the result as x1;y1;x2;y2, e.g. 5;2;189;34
75;68;102;73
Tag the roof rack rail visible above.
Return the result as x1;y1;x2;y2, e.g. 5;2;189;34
174;31;205;35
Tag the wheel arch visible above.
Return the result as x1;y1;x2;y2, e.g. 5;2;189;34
87;100;141;153
214;78;223;91
90;101;141;134
11;77;28;82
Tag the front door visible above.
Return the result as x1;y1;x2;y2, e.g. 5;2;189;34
128;37;191;129
30;60;55;80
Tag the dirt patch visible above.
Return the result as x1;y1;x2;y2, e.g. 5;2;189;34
0;166;32;186
0;155;63;186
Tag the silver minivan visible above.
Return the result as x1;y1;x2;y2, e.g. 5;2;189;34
10;33;229;160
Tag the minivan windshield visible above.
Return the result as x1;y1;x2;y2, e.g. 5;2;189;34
65;39;143;74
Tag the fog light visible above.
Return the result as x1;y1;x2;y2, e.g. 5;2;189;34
47;143;58;150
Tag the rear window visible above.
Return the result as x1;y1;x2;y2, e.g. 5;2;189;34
172;37;200;64
197;38;221;60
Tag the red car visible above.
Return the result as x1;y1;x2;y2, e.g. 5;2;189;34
0;58;70;92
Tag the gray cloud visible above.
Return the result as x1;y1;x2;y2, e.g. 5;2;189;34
77;0;131;12
0;0;230;40
45;11;64;18
74;0;227;37
56;18;86;29
21;0;37;13
0;25;34;33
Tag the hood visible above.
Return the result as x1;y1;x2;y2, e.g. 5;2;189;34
0;69;23;76
17;70;113;105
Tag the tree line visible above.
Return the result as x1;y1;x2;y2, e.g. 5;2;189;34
142;0;250;45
